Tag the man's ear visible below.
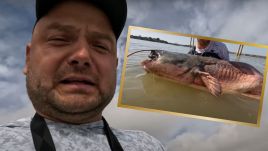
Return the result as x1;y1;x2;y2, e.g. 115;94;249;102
23;43;31;75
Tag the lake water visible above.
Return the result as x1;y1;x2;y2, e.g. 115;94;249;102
120;39;266;124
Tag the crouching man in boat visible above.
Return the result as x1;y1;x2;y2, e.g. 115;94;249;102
188;38;230;61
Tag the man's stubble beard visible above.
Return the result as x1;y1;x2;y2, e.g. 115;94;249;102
26;66;116;124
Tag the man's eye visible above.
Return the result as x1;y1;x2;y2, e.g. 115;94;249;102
93;44;110;52
48;37;68;42
96;45;107;49
47;36;71;46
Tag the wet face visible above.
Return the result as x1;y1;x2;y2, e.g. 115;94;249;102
23;1;117;123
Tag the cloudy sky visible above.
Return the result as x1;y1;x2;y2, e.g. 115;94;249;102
1;0;268;151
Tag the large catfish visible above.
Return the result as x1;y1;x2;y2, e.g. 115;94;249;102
141;50;263;99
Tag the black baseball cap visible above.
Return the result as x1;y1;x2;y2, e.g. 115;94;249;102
35;0;127;40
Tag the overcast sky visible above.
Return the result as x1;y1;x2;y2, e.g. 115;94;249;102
1;0;268;151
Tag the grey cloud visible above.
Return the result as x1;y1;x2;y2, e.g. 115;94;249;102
0;0;34;120
0;64;13;78
167;122;268;151
0;0;34;63
0;66;28;111
5;0;34;12
0;102;34;124
127;0;153;25
125;0;268;44
218;0;268;44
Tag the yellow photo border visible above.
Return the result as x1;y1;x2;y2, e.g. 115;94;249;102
118;26;268;127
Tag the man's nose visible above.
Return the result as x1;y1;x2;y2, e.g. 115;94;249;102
67;45;91;67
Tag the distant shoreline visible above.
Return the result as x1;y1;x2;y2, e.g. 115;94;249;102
130;35;266;59
130;35;192;48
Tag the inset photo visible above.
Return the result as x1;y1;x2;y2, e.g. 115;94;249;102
118;26;268;126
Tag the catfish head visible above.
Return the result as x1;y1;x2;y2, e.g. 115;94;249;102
141;50;191;76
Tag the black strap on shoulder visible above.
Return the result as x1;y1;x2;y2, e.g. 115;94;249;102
30;113;124;151
30;113;56;151
102;117;124;151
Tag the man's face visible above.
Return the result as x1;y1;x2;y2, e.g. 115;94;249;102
24;1;117;123
197;39;210;46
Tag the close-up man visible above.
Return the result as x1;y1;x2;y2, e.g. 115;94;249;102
0;0;165;150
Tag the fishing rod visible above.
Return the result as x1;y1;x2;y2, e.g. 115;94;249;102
127;50;153;57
